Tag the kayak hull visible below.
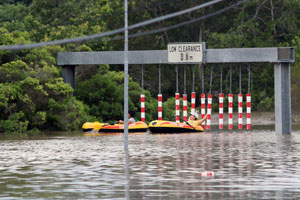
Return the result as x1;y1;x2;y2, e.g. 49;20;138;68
148;120;204;133
99;128;148;133
99;121;148;133
82;121;148;133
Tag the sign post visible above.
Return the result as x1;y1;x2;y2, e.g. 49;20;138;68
168;42;205;63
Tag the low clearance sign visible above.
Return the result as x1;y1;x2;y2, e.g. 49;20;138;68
168;43;203;63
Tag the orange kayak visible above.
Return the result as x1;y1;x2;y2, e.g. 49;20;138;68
148;120;204;133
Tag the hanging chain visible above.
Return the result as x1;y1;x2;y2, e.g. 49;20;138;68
202;65;205;93
230;64;232;94
158;64;161;94
192;65;195;92
141;65;144;94
248;64;251;94
239;65;242;94
220;65;223;94
176;65;179;93
184;65;187;94
209;65;213;94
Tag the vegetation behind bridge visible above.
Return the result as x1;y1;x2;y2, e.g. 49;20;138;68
0;0;300;134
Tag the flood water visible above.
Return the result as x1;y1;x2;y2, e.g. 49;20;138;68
1;126;300;199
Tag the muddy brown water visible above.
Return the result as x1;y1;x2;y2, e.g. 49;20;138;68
1;123;300;199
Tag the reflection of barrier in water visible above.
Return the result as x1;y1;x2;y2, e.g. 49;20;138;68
199;171;215;176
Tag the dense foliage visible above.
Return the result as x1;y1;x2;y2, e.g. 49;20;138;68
0;0;300;133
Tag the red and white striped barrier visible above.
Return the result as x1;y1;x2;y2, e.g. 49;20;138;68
207;94;212;130
175;93;180;123
246;93;251;130
140;94;145;122
158;94;163;120
228;93;233;130
219;93;224;129
238;94;243;129
191;92;196;114
183;94;188;121
201;93;206;127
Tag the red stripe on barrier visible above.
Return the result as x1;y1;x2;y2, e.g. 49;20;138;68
239;102;243;107
246;93;251;130
238;124;243;129
158;95;162;101
192;92;196;98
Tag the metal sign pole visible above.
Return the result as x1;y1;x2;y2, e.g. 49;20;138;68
123;1;130;200
124;0;129;150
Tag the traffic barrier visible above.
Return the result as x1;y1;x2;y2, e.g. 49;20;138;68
141;94;145;122
158;94;163;120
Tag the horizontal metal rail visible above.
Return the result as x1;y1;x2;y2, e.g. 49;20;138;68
58;47;294;65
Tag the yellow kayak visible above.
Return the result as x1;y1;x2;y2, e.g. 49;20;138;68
82;121;148;133
82;122;108;133
99;121;148;133
148;120;204;133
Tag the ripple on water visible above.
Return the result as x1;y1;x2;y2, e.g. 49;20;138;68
1;130;300;199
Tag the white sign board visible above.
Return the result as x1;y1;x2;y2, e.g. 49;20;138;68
168;43;204;63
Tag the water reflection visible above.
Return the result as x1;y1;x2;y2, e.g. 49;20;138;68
0;130;300;199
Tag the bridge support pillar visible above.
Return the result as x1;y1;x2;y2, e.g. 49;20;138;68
62;65;76;89
274;63;291;134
